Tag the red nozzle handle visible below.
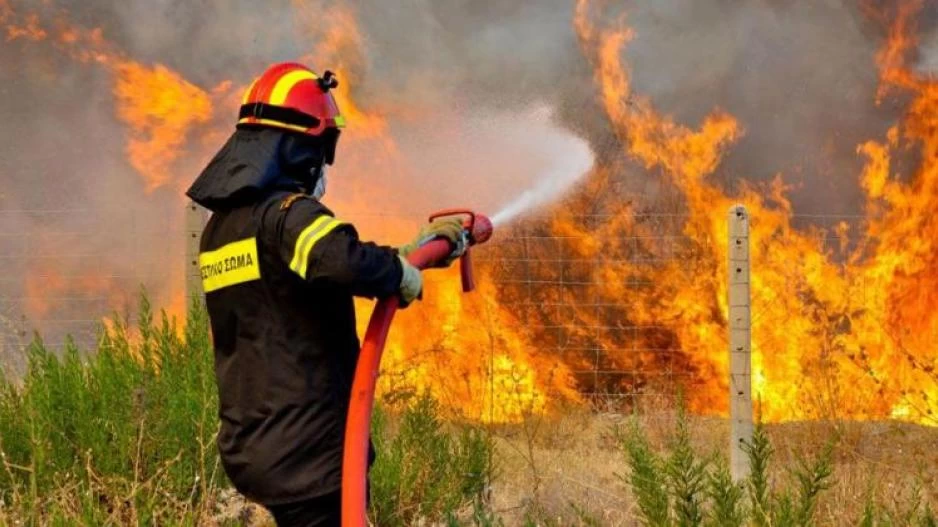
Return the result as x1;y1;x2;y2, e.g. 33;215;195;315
428;209;479;292
427;209;493;292
460;252;475;292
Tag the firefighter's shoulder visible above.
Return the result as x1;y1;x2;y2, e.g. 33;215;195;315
258;192;326;240
267;193;356;244
273;193;339;225
267;194;358;279
278;193;331;215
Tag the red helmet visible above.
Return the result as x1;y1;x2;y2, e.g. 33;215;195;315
237;62;346;137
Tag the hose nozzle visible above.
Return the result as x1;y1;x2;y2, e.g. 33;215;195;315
427;209;494;292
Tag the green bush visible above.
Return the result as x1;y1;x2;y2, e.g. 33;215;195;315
859;482;938;527
0;295;222;525
0;295;497;525
370;394;494;526
619;405;835;527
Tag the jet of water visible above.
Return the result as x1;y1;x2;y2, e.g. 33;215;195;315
490;132;594;227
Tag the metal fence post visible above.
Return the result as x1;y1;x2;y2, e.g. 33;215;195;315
728;204;753;482
186;201;206;305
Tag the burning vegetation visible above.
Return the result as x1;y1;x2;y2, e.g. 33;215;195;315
0;0;936;425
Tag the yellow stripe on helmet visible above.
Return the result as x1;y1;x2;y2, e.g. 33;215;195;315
241;78;259;105
269;69;319;106
290;215;345;279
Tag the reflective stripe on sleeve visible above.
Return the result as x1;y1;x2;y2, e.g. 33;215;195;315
289;216;345;279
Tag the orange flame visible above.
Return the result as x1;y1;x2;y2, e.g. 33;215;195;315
113;63;214;191
294;2;391;142
571;0;938;424
0;2;221;192
2;2;209;341
24;266;121;321
5;12;45;42
371;272;581;422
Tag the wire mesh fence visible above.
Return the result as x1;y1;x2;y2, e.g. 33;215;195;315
3;203;916;425
0;206;183;372
0;205;711;417
478;214;704;411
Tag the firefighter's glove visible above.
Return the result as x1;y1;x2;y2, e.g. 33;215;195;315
398;217;467;268
398;255;423;308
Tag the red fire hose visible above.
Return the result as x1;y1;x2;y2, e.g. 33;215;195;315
341;210;493;527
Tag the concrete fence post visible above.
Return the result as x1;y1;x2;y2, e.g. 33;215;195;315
186;201;206;305
728;204;753;482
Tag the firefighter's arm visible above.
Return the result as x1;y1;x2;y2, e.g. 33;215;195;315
301;224;405;298
276;199;404;298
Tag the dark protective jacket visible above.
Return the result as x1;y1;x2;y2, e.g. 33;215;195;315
186;128;402;505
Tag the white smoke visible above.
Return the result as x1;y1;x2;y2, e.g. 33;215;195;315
920;30;938;74
360;104;594;226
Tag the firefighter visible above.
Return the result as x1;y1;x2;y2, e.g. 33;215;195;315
185;62;464;526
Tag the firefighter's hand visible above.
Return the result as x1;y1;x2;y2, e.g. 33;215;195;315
398;255;423;308
399;217;466;268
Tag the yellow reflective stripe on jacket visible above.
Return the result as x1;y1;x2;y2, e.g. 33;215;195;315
290;216;345;279
200;238;261;293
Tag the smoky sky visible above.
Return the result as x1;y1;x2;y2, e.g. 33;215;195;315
615;1;905;214
6;0;935;211
346;0;934;214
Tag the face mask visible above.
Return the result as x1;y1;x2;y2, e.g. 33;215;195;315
311;165;327;200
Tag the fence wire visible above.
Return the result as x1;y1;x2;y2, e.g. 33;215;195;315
1;205;897;421
0;208;181;372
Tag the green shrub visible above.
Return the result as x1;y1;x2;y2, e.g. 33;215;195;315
706;457;745;527
665;405;708;526
619;419;671;526
3;294;931;526
858;480;938;527
0;295;223;525
0;295;499;525
620;412;835;527
369;394;493;526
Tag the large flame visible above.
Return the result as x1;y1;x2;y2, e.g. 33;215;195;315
293;1;391;143
0;3;230;326
1;4;223;192
569;0;937;424
114;63;215;191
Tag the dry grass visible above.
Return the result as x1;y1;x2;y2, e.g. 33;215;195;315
488;406;938;526
2;395;935;525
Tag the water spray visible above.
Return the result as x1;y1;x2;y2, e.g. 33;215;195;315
489;127;595;227
342;210;494;527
